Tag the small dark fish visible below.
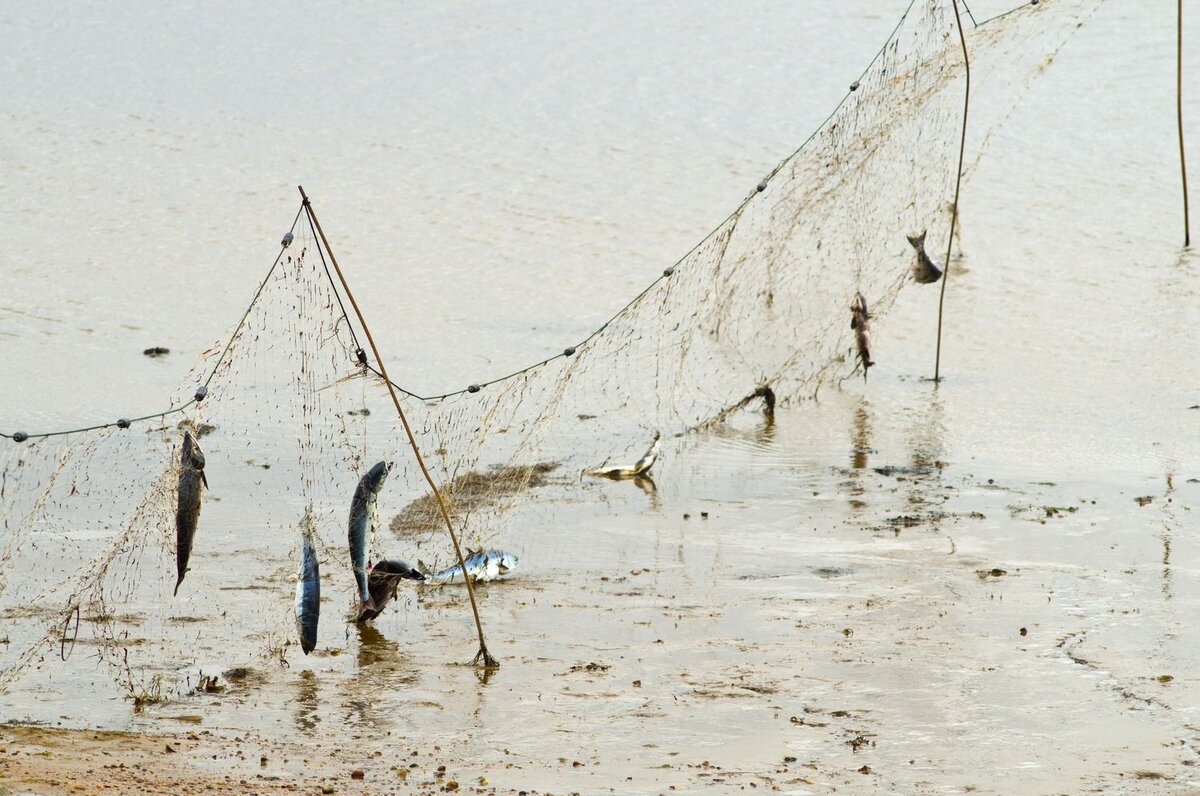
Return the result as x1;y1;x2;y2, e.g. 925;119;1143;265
348;461;393;611
295;511;320;655
850;292;874;381
356;559;424;622
906;230;943;284
174;430;207;596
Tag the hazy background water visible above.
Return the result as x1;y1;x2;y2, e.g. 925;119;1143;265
1;1;1194;457
2;1;1200;792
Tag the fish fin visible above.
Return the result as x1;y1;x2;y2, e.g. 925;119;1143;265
173;575;184;597
201;470;209;490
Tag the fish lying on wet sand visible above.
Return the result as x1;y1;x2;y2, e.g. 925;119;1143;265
421;549;519;585
906;230;944;284
356;559;424;622
349;460;392;611
174;430;208;596
850;292;874;381
585;432;661;479
295;511;320;655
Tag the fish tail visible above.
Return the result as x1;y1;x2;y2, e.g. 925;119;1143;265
361;595;377;612
173;574;184;596
907;230;926;250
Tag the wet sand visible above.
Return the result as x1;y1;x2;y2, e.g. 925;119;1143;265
4;388;1199;794
3;1;1200;794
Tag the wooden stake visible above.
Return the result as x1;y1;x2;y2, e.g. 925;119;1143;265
935;0;971;382
298;186;497;668
1179;0;1191;247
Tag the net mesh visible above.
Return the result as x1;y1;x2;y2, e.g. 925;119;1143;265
0;0;1102;705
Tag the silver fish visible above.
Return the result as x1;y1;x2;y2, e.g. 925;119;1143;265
348;460;392;611
356;558;424;623
906;230;943;284
585;432;661;479
850;291;874;381
174;429;208;596
422;549;519;585
295;510;320;655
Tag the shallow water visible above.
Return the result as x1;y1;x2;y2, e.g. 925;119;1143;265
2;1;1200;793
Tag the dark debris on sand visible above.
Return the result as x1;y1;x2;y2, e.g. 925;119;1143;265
390;462;558;536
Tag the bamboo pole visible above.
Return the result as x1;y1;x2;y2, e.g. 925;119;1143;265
298;186;497;668
935;0;970;382
1179;0;1191;247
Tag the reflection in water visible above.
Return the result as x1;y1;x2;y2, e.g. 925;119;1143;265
905;390;948;539
473;663;498;687
631;474;660;511
355;622;398;669
850;399;872;470
755;406;776;446
340;621;421;731
294;669;320;734
846;398;873;512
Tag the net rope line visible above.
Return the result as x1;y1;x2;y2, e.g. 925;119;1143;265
343;0;1053;404
1;0;1053;437
0;0;1099;700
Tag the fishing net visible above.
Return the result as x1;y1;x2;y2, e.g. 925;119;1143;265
0;0;1102;707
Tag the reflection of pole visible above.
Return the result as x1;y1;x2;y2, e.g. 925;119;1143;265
935;0;970;383
298;186;498;668
1179;0;1191;246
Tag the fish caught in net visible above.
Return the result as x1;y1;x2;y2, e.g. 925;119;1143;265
0;0;1102;709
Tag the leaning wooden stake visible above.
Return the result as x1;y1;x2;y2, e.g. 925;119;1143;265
1179;0;1191;246
298;185;498;668
934;0;971;382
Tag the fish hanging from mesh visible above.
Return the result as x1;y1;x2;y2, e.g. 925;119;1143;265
0;0;1104;708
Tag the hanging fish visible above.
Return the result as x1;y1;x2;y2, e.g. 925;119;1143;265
295;511;321;655
585;431;661;479
348;460;392;611
421;549;519;585
356;559;424;623
174;429;208;596
906;230;944;284
850;292;874;381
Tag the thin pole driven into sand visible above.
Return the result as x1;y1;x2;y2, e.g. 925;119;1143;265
297;185;498;668
1179;0;1191;247
935;0;970;383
